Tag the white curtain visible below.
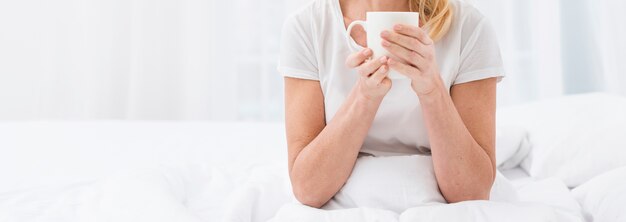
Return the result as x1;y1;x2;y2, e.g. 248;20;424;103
594;0;626;96
0;0;625;121
473;0;626;106
0;0;300;121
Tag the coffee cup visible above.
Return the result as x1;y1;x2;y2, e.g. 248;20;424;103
346;12;419;80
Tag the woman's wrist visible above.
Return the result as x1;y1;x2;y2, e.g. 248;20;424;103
336;89;382;129
355;91;383;110
415;75;447;105
353;80;386;107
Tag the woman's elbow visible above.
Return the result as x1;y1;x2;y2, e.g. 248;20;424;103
292;186;328;208
289;167;333;208
441;180;493;203
444;189;491;203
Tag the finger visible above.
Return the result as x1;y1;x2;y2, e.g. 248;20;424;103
368;65;389;86
380;30;420;53
357;56;387;77
388;58;420;77
393;24;433;45
381;30;429;58
382;40;421;67
346;48;372;68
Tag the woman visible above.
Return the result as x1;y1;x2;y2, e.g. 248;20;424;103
278;0;504;209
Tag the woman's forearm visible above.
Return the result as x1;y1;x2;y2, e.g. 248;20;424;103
418;78;495;203
378;22;496;202
290;85;382;208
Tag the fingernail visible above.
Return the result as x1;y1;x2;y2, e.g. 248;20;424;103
379;56;387;63
388;58;395;64
381;40;390;47
394;24;402;31
380;65;387;72
362;48;372;56
380;30;389;37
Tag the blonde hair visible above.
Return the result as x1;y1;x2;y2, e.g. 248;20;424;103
409;0;453;41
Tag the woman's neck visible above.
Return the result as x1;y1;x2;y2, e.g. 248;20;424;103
364;0;409;11
340;0;410;20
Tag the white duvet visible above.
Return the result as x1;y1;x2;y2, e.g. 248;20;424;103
0;125;589;222
2;93;626;222
0;162;583;222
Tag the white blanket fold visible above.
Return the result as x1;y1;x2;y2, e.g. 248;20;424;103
0;162;583;222
266;156;582;222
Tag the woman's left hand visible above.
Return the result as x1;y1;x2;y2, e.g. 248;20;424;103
380;24;443;96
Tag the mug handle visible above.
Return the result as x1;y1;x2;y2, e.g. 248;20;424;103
346;20;367;52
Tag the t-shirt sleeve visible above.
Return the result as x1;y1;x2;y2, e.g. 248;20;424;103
454;17;505;85
277;14;319;81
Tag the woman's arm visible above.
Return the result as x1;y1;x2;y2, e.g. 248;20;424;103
420;77;496;202
381;24;496;202
285;49;391;208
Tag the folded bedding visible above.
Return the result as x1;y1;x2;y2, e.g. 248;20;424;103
495;125;531;169
2;93;626;222
0;162;583;222
498;93;626;187
572;166;626;222
271;200;581;222
0;121;287;193
266;157;582;222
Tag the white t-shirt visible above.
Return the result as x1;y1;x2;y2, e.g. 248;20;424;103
278;0;504;156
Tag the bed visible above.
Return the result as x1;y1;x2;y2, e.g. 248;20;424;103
1;93;626;222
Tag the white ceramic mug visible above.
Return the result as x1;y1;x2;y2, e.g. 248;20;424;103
346;12;419;80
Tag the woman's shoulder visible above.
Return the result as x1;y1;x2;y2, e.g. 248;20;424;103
449;0;489;26
444;0;495;45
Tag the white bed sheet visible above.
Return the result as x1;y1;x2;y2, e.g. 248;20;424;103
501;167;535;188
0;163;585;222
0;121;287;193
0;121;587;222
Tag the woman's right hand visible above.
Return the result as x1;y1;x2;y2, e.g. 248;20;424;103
345;48;392;101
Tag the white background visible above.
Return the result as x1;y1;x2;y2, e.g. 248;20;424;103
0;0;624;121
